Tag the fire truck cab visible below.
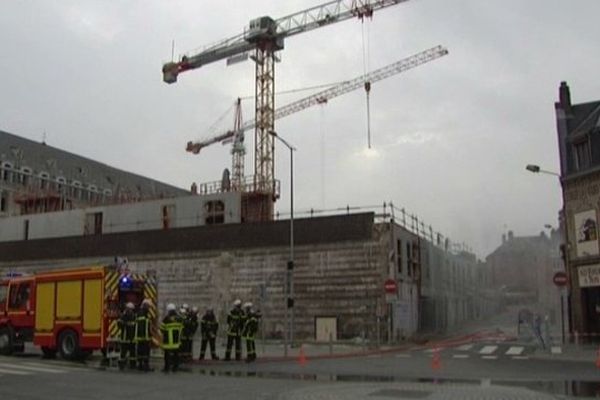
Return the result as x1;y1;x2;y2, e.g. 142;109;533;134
0;265;157;360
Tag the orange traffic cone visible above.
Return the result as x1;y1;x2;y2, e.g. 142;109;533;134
298;344;307;366
595;348;600;369
431;348;441;371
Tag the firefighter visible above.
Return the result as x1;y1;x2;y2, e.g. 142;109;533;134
179;306;191;362
118;302;137;370
160;303;184;372
199;307;219;360
224;299;243;361
241;302;260;363
180;305;198;363
135;299;153;372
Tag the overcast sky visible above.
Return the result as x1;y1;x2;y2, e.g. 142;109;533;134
1;0;599;257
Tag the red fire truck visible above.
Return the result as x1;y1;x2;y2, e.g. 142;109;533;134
0;265;158;360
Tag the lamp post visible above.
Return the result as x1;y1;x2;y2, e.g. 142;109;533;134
526;164;560;177
526;163;568;344
269;130;296;356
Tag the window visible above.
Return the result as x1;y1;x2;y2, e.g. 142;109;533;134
72;180;82;199
56;176;66;193
23;219;29;240
39;172;49;190
406;242;412;277
1;162;12;182
85;212;103;235
573;139;591;171
0;191;6;212
20;167;32;187
397;240;402;274
8;282;31;309
205;200;225;225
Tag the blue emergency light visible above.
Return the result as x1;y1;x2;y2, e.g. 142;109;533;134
119;275;133;290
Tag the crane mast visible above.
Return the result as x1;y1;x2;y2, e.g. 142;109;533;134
164;0;412;220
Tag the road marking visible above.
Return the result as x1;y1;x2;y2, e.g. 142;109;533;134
452;354;469;359
551;346;562;354
424;348;436;353
505;346;524;356
0;362;65;374
456;344;473;351
395;353;411;358
479;345;497;355
0;367;31;376
512;356;529;360
21;361;87;372
481;355;498;360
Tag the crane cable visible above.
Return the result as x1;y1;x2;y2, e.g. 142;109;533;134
362;17;372;149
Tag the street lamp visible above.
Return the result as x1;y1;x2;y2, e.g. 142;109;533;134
525;164;560;177
269;130;296;356
526;163;567;344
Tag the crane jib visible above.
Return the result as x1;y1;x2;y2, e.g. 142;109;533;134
187;45;448;151
162;0;413;83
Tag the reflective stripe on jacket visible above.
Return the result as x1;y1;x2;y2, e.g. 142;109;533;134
135;314;151;342
160;317;183;350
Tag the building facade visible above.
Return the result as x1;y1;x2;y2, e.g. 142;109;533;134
0;129;188;217
556;82;600;337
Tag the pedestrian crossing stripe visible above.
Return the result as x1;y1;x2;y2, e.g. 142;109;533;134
0;362;64;374
481;355;498;360
452;354;469;359
0;367;30;376
456;344;473;351
479;345;497;355
505;346;524;356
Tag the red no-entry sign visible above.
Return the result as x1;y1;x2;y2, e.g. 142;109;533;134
384;278;397;293
553;271;568;287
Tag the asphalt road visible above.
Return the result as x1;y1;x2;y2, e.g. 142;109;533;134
0;344;598;400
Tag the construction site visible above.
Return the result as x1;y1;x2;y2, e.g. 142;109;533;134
0;0;501;343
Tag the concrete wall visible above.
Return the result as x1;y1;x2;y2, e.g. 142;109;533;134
0;192;241;242
0;213;392;341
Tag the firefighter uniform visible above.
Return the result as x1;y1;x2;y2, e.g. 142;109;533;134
242;303;260;362
118;303;137;370
180;307;198;363
199;308;219;360
135;300;153;372
160;303;184;372
224;300;244;361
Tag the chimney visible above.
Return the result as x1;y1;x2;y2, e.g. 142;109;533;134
559;81;572;115
508;230;514;241
502;234;506;244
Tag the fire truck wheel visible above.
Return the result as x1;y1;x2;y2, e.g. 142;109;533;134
41;346;57;359
0;326;14;356
58;330;80;360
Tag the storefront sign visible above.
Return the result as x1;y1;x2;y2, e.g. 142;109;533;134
578;264;600;288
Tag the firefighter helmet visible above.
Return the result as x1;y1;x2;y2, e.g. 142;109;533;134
233;299;242;307
166;303;176;312
243;302;253;309
125;302;135;310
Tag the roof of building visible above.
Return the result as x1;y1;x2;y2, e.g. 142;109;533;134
485;232;558;261
568;100;600;136
0;129;187;199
